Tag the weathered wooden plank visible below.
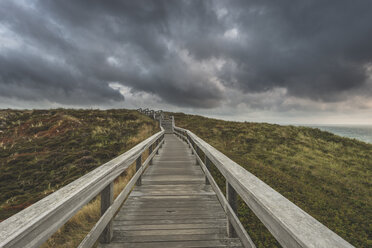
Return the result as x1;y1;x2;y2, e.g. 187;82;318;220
141;180;205;185
112;233;228;242
113;223;227;230
153;158;195;162
126;195;218;200
123;202;221;208
152;161;196;164
98;239;243;248
130;189;214;195
126;196;218;201
122;203;223;209
115;213;227;221
116;209;225;216
113;218;227;226
130;192;216;197
131;188;213;193
131;185;213;193
115;227;226;236
120;206;223;212
154;160;193;164
142;175;205;182
143;170;203;176
149;161;197;166
144;168;203;173
130;184;213;190
156;153;192;156
158;149;190;152
144;168;199;173
123;199;221;204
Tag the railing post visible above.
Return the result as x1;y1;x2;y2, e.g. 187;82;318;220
100;182;113;243
136;155;142;186
204;155;210;185
226;182;238;238
190;140;194;154
195;146;199;165
149;144;153;165
156;139;159;155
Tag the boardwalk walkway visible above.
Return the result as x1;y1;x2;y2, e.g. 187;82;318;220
100;134;243;248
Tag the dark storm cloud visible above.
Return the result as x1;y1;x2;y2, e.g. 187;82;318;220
213;0;372;101
0;0;371;108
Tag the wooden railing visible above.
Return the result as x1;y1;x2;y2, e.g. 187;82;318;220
137;108;163;120
0;129;165;248
174;126;354;248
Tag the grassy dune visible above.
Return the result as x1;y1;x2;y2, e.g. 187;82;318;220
1;109;370;247
0;109;159;221
173;112;371;247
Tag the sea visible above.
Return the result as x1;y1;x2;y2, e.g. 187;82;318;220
301;125;372;144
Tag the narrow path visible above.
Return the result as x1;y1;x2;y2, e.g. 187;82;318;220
99;134;243;248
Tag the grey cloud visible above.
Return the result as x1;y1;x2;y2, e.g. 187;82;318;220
0;0;371;109
212;0;372;101
0;49;124;105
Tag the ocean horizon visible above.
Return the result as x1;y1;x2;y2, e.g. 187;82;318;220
300;124;372;144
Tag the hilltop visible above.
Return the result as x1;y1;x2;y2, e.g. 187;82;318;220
0;109;370;247
0;109;159;221
172;112;371;247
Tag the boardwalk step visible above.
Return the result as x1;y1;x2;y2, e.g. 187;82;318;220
113;218;227;225
112;234;239;243
99;239;242;248
112;223;227;230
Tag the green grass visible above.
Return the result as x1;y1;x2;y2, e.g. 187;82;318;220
172;112;371;248
0;109;159;221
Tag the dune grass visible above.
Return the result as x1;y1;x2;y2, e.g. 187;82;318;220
172;112;372;248
0;109;158;221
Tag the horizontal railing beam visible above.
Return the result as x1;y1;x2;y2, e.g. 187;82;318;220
174;127;354;248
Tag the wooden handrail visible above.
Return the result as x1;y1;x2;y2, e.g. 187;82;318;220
0;129;165;248
174;126;354;248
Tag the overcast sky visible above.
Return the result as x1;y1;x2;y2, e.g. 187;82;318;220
1;0;372;124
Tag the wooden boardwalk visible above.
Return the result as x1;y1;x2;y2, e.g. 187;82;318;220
0;113;354;248
99;134;243;248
